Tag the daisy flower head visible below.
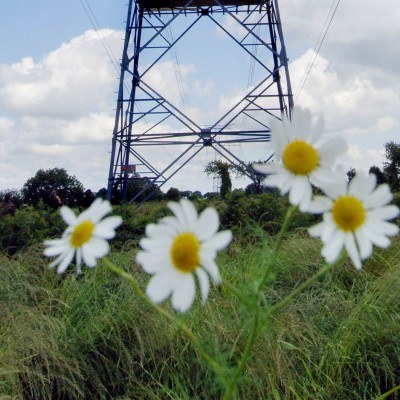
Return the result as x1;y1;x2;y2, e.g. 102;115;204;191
308;172;399;269
44;198;122;274
136;199;232;313
253;107;347;210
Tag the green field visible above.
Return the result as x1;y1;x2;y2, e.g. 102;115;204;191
1;197;400;399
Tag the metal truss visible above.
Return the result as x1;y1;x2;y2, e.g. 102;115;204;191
106;0;293;202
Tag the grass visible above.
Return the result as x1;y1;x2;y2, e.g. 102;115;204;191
0;228;400;399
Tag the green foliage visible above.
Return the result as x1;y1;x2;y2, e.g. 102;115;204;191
1;234;399;399
369;165;387;185
22;167;85;208
112;201;170;246
205;160;232;199
165;187;181;201
383;141;400;191
217;193;316;234
0;189;24;208
113;173;163;204
0;206;65;255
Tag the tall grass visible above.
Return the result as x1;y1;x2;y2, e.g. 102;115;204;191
1;231;399;399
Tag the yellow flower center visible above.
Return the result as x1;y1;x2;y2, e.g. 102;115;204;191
283;140;320;175
332;196;366;232
170;233;200;273
70;221;95;248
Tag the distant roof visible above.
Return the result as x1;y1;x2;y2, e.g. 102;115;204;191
138;0;263;10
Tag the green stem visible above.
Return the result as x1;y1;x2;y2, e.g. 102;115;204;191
375;385;400;400
222;206;297;399
102;257;228;385
268;252;347;316
257;206;297;292
222;308;260;400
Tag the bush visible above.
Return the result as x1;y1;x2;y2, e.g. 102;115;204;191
0;206;65;255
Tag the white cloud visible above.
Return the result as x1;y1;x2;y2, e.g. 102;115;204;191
1;1;400;194
0;29;122;119
290;49;400;136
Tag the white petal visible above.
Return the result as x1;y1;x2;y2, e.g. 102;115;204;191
308;222;324;238
319;173;348;199
320;217;337;243
311;114;325;143
146;222;176;238
146;272;174;303
305;196;332;214
263;171;287;189
55;249;75;274
43;239;70;257
139;237;172;252
194;207;219;241
349;173;376;199
136;250;170;274
199;255;221;284
344;233;362;270
93;216;122;239
81;198;112;223
365;219;399;236
363;225;392;248
168;201;187;230
310;167;340;188
364;184;393;209
368;205;399;221
289;177;311;208
317;136;347;166
202;230;232;252
270;122;287;156
81;246;97;267
180;199;198;231
171;274;196;313
84;238;109;263
291;108;311;139
321;230;345;264
60;206;77;226
196;268;210;303
252;163;278;175
355;228;373;260
76;248;82;267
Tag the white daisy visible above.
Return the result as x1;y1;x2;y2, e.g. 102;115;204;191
44;198;122;274
308;172;399;269
136;199;232;313
253;107;347;210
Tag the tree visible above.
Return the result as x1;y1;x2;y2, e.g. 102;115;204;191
231;161;266;194
22;168;84;208
204;161;232;198
123;173;163;203
165;187;181;201
369;165;387;185
383;141;400;191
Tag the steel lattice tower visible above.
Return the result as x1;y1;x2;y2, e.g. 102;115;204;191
107;0;293;202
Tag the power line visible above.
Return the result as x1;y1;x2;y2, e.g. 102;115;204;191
295;0;342;102
78;0;121;76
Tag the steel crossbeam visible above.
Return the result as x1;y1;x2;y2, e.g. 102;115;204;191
106;0;293;203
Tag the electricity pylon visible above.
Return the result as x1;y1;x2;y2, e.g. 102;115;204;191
106;0;293;202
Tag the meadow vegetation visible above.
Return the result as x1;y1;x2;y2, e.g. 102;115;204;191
1;194;400;399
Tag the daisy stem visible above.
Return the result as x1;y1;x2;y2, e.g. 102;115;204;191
257;205;297;291
268;251;347;316
222;206;297;399
102;257;228;386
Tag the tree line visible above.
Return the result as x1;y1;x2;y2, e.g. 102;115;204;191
1;141;399;210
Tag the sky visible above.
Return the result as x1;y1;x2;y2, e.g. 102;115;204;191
0;0;399;194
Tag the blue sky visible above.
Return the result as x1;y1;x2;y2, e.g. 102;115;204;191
0;0;399;193
0;1;124;62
